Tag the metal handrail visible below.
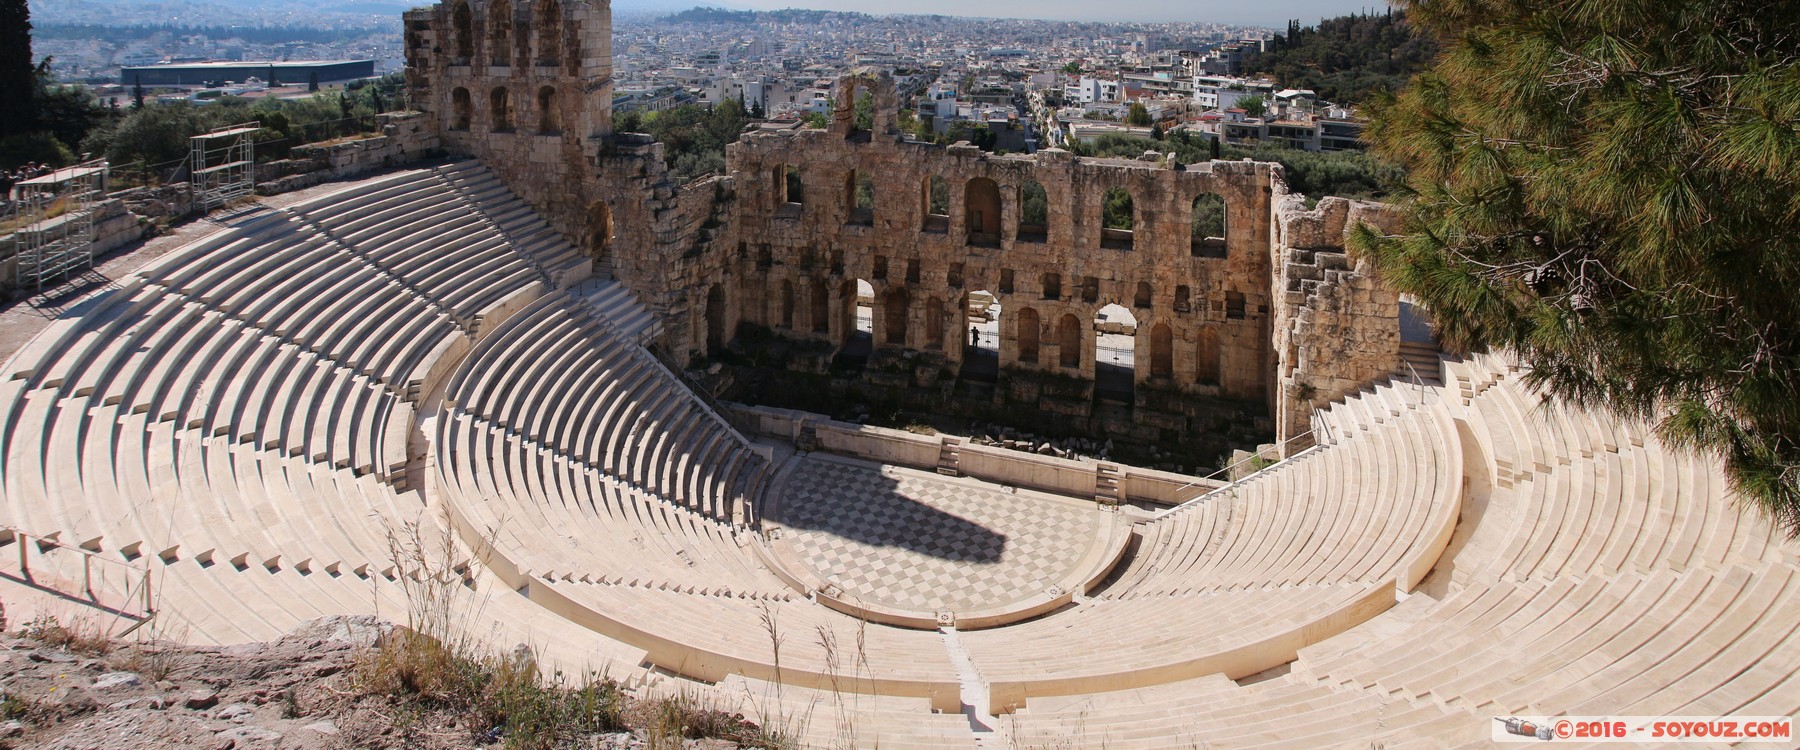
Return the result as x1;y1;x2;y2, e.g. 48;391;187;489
1;526;156;633
1158;422;1327;512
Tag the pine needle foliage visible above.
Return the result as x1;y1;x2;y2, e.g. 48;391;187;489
1354;0;1800;534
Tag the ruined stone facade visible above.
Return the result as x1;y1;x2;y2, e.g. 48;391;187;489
401;0;1409;452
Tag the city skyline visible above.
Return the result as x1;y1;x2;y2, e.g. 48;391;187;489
710;0;1387;27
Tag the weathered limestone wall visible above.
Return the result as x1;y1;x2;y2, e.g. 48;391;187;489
1270;194;1405;448
396;6;1412;446
725;71;1278;404
404;0;741;355
255;111;442;194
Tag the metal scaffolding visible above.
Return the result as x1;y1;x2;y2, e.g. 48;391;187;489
11;159;109;289
190;122;259;212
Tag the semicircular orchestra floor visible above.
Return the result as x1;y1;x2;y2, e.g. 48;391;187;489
761;454;1121;623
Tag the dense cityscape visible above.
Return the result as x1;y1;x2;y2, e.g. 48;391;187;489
28;0;1393;163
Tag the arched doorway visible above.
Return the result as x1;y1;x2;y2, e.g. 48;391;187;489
1057;313;1082;369
585;201;612;276
1016;307;1041;365
1094;303;1137;401
705;284;727;355
1149;322;1173;379
881;287;910;348
959;289;1000;381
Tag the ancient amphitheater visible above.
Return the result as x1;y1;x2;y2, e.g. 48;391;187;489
2;1;1797;747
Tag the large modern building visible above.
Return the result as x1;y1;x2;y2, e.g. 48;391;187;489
119;60;375;87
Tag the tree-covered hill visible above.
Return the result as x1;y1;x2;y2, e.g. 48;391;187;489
1245;10;1439;104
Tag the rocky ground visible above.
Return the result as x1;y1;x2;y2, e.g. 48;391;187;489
0;615;761;750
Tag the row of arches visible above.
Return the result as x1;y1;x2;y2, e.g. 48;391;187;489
449;85;561;134
776;167;1232;256
449;0;566;69
741;276;1233;387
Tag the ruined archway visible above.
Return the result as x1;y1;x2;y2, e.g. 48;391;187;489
488;0;513;67
1195;325;1220;385
450;87;471;130
451;0;474;63
537;86;560;133
881;287;910;349
960;289;1000;381
1192;192;1228;258
965;177;1001;247
1057;313;1082;369
535;0;563;68
1017;180;1047;243
1015;306;1041;365
584;200;612;274
705;284;727;354
1101;187;1134;250
1149;322;1173;380
1094;303;1137;400
810;278;831;334
921;175;948;232
490;86;513;131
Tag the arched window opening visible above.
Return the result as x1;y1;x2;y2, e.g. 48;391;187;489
1057;314;1082;368
1017;180;1048;243
1094;303;1137;399
535;0;563;68
1016;307;1041;365
921;175;948;232
451;0;474;63
1134;281;1153;309
536;86;560;133
488;0;513;67
1101;187;1135;250
1192;193;1228;258
1149;323;1173;380
450;87;471;130
965;177;1001;247
490;87;514;132
1175;285;1192;313
846;170;873;225
848;85;874;138
785;165;804;205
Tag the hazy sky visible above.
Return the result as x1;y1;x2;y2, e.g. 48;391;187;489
719;0;1389;28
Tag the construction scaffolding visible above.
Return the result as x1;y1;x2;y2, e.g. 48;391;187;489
190;122;259;212
10;159;109;289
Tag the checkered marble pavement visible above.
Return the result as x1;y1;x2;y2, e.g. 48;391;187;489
767;456;1106;613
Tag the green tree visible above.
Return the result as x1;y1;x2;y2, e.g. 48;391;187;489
308;71;319;93
1126;101;1151;127
1236;95;1266;119
1061;61;1081;75
0;0;35;140
1355;0;1800;532
132;75;145;110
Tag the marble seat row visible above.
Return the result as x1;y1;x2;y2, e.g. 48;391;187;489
0;160;611;630
1102;381;1460;598
440;288;766;523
